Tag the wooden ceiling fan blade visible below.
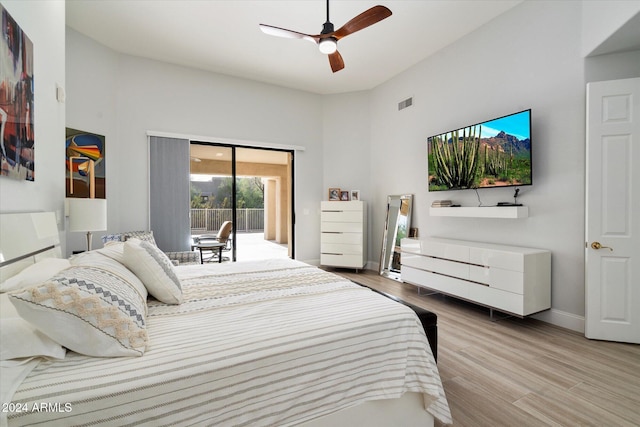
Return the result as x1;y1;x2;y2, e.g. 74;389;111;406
259;24;318;44
329;51;345;73
333;5;392;40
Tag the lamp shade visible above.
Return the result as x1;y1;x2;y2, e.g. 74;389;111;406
68;198;107;232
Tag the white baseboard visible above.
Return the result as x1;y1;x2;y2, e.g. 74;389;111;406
532;308;585;334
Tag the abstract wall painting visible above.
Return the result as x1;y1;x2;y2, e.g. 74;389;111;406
65;128;106;199
0;4;35;181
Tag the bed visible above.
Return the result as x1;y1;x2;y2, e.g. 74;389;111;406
0;212;451;426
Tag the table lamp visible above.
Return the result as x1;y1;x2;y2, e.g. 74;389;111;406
68;198;107;251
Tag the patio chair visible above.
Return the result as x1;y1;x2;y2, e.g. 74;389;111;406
193;221;232;263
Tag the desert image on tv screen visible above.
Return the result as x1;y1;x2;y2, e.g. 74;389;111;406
427;110;532;191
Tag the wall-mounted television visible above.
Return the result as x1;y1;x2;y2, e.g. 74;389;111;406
427;109;532;192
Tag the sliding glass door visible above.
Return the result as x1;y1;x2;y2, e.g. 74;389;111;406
190;143;294;261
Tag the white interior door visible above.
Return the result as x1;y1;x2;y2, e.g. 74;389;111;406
585;77;640;344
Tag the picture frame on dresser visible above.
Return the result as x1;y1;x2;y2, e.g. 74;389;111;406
340;190;350;201
328;188;340;201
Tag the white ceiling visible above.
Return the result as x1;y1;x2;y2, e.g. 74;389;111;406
65;0;523;95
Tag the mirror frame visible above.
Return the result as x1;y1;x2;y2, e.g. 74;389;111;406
379;194;413;280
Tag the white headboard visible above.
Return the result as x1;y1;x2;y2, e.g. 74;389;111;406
0;212;61;282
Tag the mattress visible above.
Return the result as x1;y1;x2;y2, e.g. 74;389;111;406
5;258;451;426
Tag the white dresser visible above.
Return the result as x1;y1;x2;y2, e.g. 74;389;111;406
320;201;367;270
401;237;551;317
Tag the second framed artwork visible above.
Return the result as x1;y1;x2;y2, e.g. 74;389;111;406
328;188;341;201
328;188;360;201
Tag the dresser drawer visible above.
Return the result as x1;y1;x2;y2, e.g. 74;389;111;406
488;268;524;294
321;232;362;245
402;253;469;280
320;253;364;268
420;240;469;263
402;266;470;298
321;243;363;255
470;248;525;272
321;211;363;223
321;201;363;212
469;285;524;315
321;222;363;233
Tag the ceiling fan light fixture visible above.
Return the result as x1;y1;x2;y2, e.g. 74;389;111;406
318;37;337;54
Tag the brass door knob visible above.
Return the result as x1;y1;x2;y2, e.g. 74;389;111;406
591;241;613;251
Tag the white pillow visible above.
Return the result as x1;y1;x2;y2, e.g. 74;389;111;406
9;264;148;357
122;239;183;304
70;241;126;265
0;294;66;360
0;258;71;293
0;318;66;360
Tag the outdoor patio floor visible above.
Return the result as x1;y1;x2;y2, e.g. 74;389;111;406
193;232;288;263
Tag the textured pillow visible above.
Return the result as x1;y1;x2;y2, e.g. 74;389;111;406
101;233;124;244
8;265;148;357
123;231;157;245
0;294;66;360
0;258;71;293
70;249;147;300
122;239;183;304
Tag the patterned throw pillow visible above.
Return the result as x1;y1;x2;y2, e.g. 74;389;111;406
101;233;123;244
122;239;183;304
8;265;148;357
123;231;157;246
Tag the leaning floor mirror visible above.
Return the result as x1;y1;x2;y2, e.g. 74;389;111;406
380;194;413;281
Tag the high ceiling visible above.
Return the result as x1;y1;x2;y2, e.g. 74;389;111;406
65;0;523;95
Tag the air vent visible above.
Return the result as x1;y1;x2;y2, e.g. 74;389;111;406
398;97;413;111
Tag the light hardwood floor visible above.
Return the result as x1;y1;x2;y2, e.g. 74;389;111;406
332;269;640;427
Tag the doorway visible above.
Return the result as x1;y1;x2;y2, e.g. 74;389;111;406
189;143;294;261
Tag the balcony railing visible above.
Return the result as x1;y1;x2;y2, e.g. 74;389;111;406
191;208;264;233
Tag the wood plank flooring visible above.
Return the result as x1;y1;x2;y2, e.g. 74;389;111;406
331;269;640;427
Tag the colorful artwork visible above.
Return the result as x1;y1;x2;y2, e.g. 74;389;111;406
65;128;105;199
0;5;35;181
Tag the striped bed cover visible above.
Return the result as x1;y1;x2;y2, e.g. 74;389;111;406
7;259;451;426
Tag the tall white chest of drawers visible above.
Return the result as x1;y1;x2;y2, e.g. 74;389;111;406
320;201;367;270
401;237;551;317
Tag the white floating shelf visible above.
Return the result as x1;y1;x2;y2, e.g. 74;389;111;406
429;206;529;218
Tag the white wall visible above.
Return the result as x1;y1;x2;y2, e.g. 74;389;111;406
369;1;587;330
65;29;324;262
585;49;640;82
64;28;119;253
581;0;640;56
0;1;66;243
321;91;373;261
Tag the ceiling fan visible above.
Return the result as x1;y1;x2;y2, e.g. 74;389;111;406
259;1;392;73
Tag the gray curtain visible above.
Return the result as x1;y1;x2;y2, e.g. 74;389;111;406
148;136;190;252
